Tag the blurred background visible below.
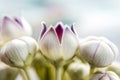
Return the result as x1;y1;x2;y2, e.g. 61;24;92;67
0;0;120;59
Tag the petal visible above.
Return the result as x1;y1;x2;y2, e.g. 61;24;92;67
8;39;28;62
1;16;23;39
40;23;47;39
55;23;63;43
108;71;120;80
93;41;115;67
14;18;23;27
80;40;100;64
2;16;22;29
18;36;38;54
71;24;77;34
100;37;119;60
39;27;62;61
62;27;78;60
20;17;32;36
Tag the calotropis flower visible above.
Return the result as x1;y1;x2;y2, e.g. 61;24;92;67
38;22;79;63
78;36;119;67
1;16;32;41
90;71;120;80
0;36;38;68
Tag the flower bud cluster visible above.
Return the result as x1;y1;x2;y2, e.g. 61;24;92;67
0;17;119;80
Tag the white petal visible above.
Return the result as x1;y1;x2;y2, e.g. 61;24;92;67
108;71;120;80
62;28;78;60
100;37;119;60
11;39;28;61
20;17;32;36
80;40;100;64
39;27;62;61
18;36;38;54
93;41;115;67
2;17;23;40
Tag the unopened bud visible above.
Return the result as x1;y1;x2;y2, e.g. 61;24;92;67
0;36;38;68
90;71;120;80
67;59;90;80
79;36;118;67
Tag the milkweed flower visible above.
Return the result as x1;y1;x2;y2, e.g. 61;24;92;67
78;36;118;67
0;36;38;68
1;16;32;41
90;71;120;80
38;22;79;64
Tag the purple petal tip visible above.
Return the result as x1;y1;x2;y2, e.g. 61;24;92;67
71;25;76;34
3;16;10;21
40;23;47;39
14;18;23;27
55;24;63;43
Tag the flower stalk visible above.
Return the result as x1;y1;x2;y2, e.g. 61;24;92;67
20;67;31;80
82;66;96;80
55;65;63;80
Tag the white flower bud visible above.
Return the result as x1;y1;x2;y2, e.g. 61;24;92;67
67;59;90;80
1;16;32;41
79;36;119;67
0;36;38;68
90;71;120;80
38;22;79;63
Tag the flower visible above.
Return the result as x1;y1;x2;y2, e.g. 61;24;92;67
78;36;119;67
38;22;79;63
90;71;120;80
0;36;38;68
1;16;32;41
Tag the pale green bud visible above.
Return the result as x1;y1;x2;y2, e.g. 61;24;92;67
67;59;90;80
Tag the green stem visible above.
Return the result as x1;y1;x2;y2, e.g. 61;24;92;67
83;66;96;80
89;66;96;79
55;66;63;80
90;66;96;74
20;67;30;80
